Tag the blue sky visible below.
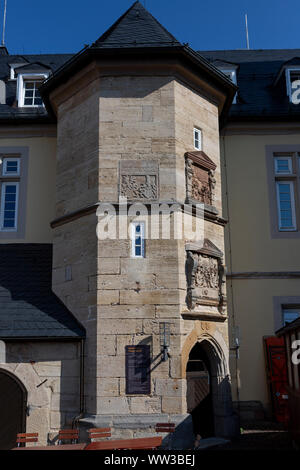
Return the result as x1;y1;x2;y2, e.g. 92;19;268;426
4;0;300;55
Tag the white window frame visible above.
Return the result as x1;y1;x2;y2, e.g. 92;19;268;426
17;73;48;108
274;156;293;175
0;181;19;231
2;157;20;176
285;67;300;102
193;127;202;150
276;181;297;231
131;221;145;258
220;68;237;104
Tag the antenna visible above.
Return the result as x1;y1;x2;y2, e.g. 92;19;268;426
245;13;250;50
2;0;7;47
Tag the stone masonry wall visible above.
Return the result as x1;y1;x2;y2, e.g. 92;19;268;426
51;71;234;440
0;341;81;445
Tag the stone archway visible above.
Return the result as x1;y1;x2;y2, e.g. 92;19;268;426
0;368;27;449
182;331;239;438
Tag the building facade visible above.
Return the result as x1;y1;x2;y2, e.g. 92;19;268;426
0;1;299;449
201;49;300;420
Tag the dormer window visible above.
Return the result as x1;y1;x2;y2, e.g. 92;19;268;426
17;73;48;107
220;69;237;103
285;68;300;103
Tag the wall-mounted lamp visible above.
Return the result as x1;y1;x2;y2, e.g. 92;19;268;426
159;322;170;361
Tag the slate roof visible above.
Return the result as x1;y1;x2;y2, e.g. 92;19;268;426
0;244;85;339
92;1;181;49
0;2;298;123
199;49;300;121
40;2;236;123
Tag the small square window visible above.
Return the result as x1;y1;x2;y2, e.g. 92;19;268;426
274;156;292;175
2;158;20;176
194;128;202;150
131;222;145;258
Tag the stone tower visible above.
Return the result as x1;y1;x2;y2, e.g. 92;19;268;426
41;1;238;447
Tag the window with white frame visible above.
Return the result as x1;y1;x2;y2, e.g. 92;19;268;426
273;153;299;231
2;157;20;176
0;155;21;231
193;128;202;150
131;222;145;258
220;69;237;103
285;68;300;103
23;80;43;106
274;156;292;175
17;73;48;107
276;181;297;230
282;307;300;326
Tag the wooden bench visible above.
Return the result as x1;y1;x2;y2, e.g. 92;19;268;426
88;428;111;441
85;436;162;450
57;429;79;445
16;433;39;447
12;443;86;451
155;423;175;433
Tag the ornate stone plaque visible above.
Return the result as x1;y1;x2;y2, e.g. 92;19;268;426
185;239;226;314
185;151;217;209
119;160;159;201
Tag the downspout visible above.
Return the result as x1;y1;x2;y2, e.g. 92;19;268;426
72;338;85;428
221;132;241;416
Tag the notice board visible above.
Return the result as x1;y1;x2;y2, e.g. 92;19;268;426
125;345;151;394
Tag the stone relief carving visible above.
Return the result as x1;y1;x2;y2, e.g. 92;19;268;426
195;254;219;289
186;239;227;314
120;175;157;200
119;160;159;201
185;151;217;209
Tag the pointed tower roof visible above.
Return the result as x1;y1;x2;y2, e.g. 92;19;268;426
40;1;237;125
92;1;181;49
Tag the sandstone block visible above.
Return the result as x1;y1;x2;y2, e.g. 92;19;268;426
97;355;125;378
97;319;143;335
98;304;156;319
130;397;161;414
98;335;117;356
161;397;184;414
98;258;120;275
96;397;130;415
155;378;186;397
120;289;180;305
97;378;119;397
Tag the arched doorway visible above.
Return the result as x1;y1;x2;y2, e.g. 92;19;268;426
186;336;237;438
186;341;214;438
0;369;27;449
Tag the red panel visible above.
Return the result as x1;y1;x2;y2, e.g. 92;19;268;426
264;336;289;423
